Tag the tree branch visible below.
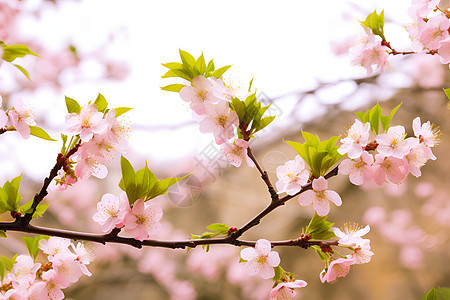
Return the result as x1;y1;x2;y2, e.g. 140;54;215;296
246;146;279;201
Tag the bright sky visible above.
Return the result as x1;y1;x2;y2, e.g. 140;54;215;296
0;0;412;181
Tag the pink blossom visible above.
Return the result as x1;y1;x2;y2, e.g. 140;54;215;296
27;282;51;300
418;14;449;50
50;255;88;288
123;199;163;241
320;257;354;283
180;76;220;114
275;155;309;195
72;243;95;266
332;224;370;248
376;125;418;159
338;119;370;159
240;239;281;279
104;109;130;148
404;143;435;177
438;38;450;64
338;151;374;185
221;139;255;168
210;77;250;102
412;117;440;148
350;246;374;265
349;27;389;74
7;100;36;139
411;0;440;17
372;154;407;185
297;177;342;216
39;237;72;261
8;255;41;287
65;104;108;142
269;280;307;300
399;246;423;269
93;193;129;232
198;101;238;145
40;270;66;299
74;144;108;180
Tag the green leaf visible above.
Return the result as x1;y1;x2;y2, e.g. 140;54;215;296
422;288;437;300
195;53;206;75
0;255;17;281
29;126;56;141
239;258;247;263
304;213;336;240
2;175;22;212
254;116;275;132
161;69;192;81
0;231;6;238
161;62;183;70
436;287;450;300
22;235;49;261
179;49;196;69
206;223;230;233
361;10;385;40
114;107;133;117
12;64;31;81
18;200;48;218
369;103;382;134
2;44;39;62
212;65;231;79
161;84;185;93
205;59;215;76
94;93;108;113
273;265;283;281
65;96;81;114
444;88;450;101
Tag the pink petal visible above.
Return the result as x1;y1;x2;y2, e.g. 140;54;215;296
244;259;262;276
324;190;342;206
240;248;256;261
267;251;281;267
259;262;275;279
312;176;328;191
313;198;331;216
255;239;272;256
298;190;315;206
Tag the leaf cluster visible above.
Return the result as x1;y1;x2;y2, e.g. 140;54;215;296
361;10;385;40
355;102;401;135
285;132;342;178
230;93;275;138
304;213;336;241
119;156;189;205
0;175;48;220
422;287;450;300
0;41;39;80
161;49;231;92
64;93;132;117
190;223;230;252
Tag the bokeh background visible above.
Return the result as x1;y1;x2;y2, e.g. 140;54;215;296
0;0;449;299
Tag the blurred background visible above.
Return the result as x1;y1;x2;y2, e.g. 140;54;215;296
0;0;449;299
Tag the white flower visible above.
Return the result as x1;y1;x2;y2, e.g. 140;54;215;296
240;239;280;279
338;119;370;159
275;155;309;195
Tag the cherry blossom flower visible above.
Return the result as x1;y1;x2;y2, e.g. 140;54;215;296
320;257;354;283
332;224;370;248
350;246;374;265
180;76;220;115
412;117;440;148
123;199;163;241
240;239;280;279
275;155;309;195
221;139;255;168
404;143;435;177
8;255;41;287
411;0;440;17
104;109;130;147
438;38;450;64
418;14;449;50
376;125;418;159
39;237;72;261
210;77;249;102
40;270;66;299
372;154;407;185
7;100;36;139
65;104;108;142
50;254;88;288
338;151;374;185
338;119;370;159
269;280;307;300
74;145;108;180
92;193;129;232
198;101;238;145
297;177;342;216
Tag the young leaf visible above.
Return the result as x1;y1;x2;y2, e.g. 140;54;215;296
113;107;133;117
12;64;31;81
0;231;5;238
0;255;17;281
205;59;215;76
161;62;183;70
361;10;385;40
94;93;108;113
444;88;450;101
304;213;336;240
369;103;382;134
206;223;230;233
2;44;39;62
29;126;56;141
212;65;231;79
65;96;81;114
161;84;185;93
22;235;49;261
179;49;196;68
195;53;206;75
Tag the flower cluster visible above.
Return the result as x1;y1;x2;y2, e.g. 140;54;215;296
92;193;163;241
349;26;390;74
276;157;342;216
320;224;374;283
180;75;254;167
338;117;439;186
0;96;36;139
51;103;130;191
0;237;94;300
407;0;450;66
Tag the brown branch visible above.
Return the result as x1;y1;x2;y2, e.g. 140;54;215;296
235;165;340;237
0;220;337;250
247;147;279;202
0;128;6;135
23;141;82;222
